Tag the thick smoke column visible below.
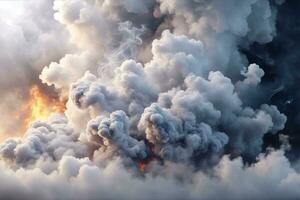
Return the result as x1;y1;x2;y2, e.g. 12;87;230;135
0;0;299;199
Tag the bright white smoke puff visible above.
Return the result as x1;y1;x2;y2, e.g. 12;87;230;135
1;0;300;199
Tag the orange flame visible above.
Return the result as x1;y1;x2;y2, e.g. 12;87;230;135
20;85;67;129
139;162;146;172
138;157;154;172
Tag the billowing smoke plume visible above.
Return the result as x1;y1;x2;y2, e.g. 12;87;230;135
0;0;71;137
0;0;299;199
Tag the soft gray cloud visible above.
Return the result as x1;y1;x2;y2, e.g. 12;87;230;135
0;150;299;200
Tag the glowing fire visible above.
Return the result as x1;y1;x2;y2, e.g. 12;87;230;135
139;162;146;172
21;85;66;128
138;157;154;172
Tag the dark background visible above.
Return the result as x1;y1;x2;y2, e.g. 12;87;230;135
245;0;300;161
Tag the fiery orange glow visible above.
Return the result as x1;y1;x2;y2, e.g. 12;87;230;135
20;85;67;129
138;157;154;172
139;162;146;172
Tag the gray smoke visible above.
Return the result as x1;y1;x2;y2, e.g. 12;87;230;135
0;0;299;199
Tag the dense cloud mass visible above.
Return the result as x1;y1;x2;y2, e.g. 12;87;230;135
0;0;300;199
0;149;299;200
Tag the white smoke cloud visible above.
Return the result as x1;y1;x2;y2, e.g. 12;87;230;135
0;0;71;137
1;0;299;199
156;0;280;78
0;114;87;171
0;149;299;200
